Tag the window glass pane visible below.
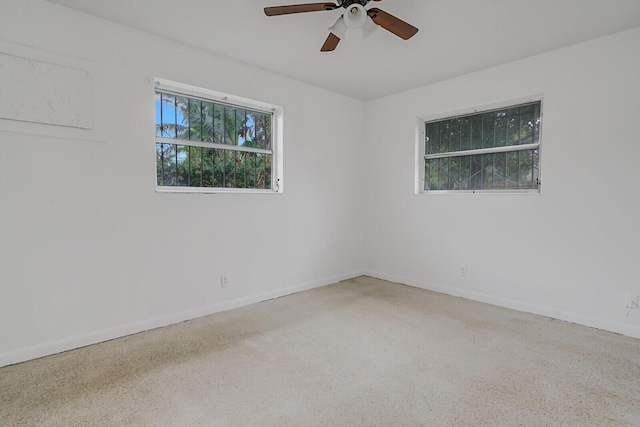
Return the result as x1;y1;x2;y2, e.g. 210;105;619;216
506;151;519;188
470;155;482;189
449;156;460;189
235;151;245;188
533;103;541;144
201;101;214;143
161;143;177;186
449;119;460;152
255;153;263;189
176;96;189;140
177;145;189;186
440;121;450;154
225;150;235;188
161;94;177;138
432;159;440;190
520;104;534;114
431;158;440;190
470;116;482;150
156;143;163;185
494;116;507;147
520;150;534;188
244;112;256;148
506;107;520;118
482;113;493;148
438;157;450;190
265;154;272;189
264;115;272;151
520;112;534;145
424;160;430;191
427;122;441;154
254;113;265;149
425;150;540;191
533;148;540;185
246;152;257;189
256;153;266;189
493;152;506;188
506;113;519;146
482;153;493;189
189;146;203;187
237;109;246;146
213;149;224;188
188;99;202;142
210;104;219;144
426;159;437;190
155;93;162;138
202;147;214;187
224;107;236;145
459;155;471;190
256;114;269;148
460;118;471;151
252;113;260;149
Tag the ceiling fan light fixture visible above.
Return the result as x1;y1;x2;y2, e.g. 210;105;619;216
361;16;379;39
328;15;348;39
344;4;367;29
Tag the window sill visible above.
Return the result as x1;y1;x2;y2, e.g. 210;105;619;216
156;186;282;195
418;189;541;195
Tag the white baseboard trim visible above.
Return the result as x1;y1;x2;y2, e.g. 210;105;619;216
0;270;364;367
365;270;640;340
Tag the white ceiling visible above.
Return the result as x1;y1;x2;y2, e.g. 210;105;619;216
46;0;640;100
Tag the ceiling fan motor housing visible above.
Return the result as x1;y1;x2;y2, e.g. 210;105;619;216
338;0;371;7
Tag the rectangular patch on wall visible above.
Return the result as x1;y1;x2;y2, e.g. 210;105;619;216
0;53;92;129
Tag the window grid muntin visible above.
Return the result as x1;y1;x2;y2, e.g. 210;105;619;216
423;101;541;192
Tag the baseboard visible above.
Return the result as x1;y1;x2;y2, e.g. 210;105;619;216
364;270;640;340
0;270;364;367
7;269;634;367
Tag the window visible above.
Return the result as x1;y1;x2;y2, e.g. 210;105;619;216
154;79;282;193
421;101;541;193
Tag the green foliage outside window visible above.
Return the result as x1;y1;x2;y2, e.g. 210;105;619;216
155;92;273;190
424;102;541;191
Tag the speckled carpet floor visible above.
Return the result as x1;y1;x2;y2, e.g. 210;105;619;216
1;276;639;426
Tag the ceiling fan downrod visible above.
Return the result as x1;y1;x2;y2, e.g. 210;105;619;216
337;0;372;8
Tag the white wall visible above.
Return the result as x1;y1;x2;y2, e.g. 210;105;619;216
0;0;365;366
2;1;639;368
363;27;640;338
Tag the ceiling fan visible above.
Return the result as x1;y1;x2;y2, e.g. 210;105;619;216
264;0;419;52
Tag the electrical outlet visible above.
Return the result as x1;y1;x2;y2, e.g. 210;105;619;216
625;293;639;309
459;267;467;278
220;276;228;288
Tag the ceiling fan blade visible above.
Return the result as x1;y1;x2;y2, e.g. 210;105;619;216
367;7;418;40
264;2;338;16
321;33;341;52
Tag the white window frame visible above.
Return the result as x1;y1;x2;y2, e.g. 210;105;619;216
154;78;284;194
416;96;543;195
